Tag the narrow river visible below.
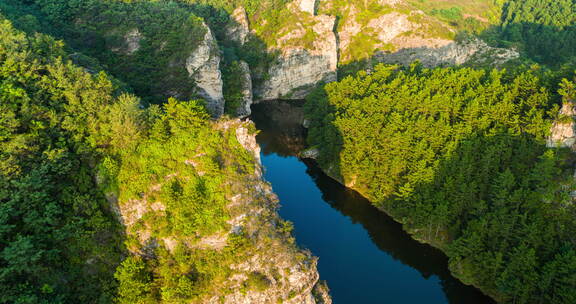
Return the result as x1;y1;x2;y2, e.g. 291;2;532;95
251;101;494;304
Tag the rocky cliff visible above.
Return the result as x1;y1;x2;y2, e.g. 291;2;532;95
186;22;225;117
235;61;254;118
253;4;338;101
214;121;330;304
239;0;515;104
54;1;227;117
374;38;519;67
111;119;330;303
321;0;517;68
226;6;251;46
113;21;225;116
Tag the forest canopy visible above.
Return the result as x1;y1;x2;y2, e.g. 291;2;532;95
0;10;263;303
0;15;125;303
305;63;576;303
492;0;576;66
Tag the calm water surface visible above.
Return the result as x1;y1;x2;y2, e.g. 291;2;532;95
251;101;494;304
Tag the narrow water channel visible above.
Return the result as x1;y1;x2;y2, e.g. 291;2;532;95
251;101;494;304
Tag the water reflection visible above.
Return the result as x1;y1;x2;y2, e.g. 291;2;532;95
302;160;493;304
251;101;494;304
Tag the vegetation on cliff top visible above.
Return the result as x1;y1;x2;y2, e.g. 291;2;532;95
0;9;307;302
2;0;576;302
305;63;576;303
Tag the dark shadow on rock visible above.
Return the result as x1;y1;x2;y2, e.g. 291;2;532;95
250;100;308;157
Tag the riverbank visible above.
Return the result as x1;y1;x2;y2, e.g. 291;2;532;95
251;100;494;303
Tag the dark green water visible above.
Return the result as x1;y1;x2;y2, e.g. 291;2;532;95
251;101;494;304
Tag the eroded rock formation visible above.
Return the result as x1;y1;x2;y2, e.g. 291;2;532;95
225;6;250;46
236;61;254;118
375;38;519;67
108;119;331;303
328;0;517;68
186;22;225;117
254;14;337;101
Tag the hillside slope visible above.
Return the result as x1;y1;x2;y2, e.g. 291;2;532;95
0;13;330;303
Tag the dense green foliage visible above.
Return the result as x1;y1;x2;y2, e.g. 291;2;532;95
305;64;576;303
492;0;576;66
29;0;207;104
0;16;125;303
105;97;302;302
0;8;269;303
3;0;576;302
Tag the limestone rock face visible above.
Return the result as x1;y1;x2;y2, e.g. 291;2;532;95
225;6;250;45
334;4;454;64
108;119;331;303
337;11;422;62
212;120;331;304
186;22;225;117
330;2;517;68
255;14;337;101
375;38;519;67
236;61;254;118
235;121;260;166
110;28;142;55
298;0;317;15
547;101;576;149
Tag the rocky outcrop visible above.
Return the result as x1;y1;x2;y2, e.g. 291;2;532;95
300;147;320;159
211;120;331;304
298;0;317;15
235;121;260;165
254;14;337;101
225;6;250;45
333;3;455;64
236;61;254;118
374;38;519;67
186;22;225;117
328;2;517;68
547;101;576;149
112;118;330;303
110;28;142;55
124;28;142;54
